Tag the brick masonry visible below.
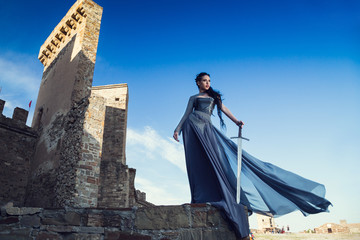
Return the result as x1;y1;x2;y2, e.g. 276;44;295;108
0;100;37;206
0;203;241;240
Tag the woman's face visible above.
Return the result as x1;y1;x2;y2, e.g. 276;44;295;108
197;75;211;92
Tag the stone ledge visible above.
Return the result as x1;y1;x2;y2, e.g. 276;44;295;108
0;204;241;240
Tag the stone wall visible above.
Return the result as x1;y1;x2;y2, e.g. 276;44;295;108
87;84;136;208
0;203;241;240
27;0;103;208
0;100;37;207
315;223;350;234
256;214;277;233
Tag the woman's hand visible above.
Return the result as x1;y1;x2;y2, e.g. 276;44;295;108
236;120;244;128
173;131;179;142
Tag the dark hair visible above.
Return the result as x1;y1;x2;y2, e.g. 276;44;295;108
195;72;226;129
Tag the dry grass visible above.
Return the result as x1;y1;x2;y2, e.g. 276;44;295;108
253;233;360;240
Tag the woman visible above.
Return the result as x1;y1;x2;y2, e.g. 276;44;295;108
173;72;331;239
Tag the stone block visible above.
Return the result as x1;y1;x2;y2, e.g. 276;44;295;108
87;213;103;227
206;208;227;228
46;225;75;232
178;229;203;240
36;231;62;240
135;206;189;230
20;215;41;227
5;207;42;215
0;227;32;240
41;210;81;226
0;224;14;233
160;231;180;240
65;212;81;226
12;107;28;124
63;233;102;240
75;226;104;234
202;229;237;240
191;208;207;228
87;209;133;228
0;216;19;224
5;207;21;215
105;231;151;240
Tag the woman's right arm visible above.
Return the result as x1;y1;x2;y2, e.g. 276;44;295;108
173;96;195;142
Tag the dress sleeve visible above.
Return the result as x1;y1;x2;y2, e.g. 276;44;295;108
174;96;195;134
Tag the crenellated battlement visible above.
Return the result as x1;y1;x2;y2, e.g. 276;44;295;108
38;0;102;71
0;99;4;114
38;2;87;68
0;99;37;207
0;99;30;126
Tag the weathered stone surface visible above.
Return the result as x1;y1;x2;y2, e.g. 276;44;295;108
0;216;19;224
87;213;103;227
105;231;151;240
6;207;42;216
0;227;32;240
0;104;36;206
22;207;43;215
62;233;102;240
203;229;237;240
20;215;41;227
41;210;81;226
75;226;104;234
36;231;62;240
46;225;75;233
0;224;14;233
135;206;189;230
207;208;228;228
41;210;68;225
5;207;21;215
0;206;239;239
178;228;237;240
191;207;207;228
178;229;203;240
65;212;81;226
87;211;125;227
160;231;180;239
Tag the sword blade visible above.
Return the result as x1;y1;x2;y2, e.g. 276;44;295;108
237;137;242;204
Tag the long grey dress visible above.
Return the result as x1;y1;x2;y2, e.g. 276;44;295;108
175;94;331;238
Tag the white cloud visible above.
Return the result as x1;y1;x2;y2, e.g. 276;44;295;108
0;55;40;94
126;126;191;205
127;126;186;172
0;53;42;125
135;177;189;205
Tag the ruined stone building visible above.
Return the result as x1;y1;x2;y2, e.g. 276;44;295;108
315;220;360;234
256;214;280;233
0;0;150;209
0;0;247;239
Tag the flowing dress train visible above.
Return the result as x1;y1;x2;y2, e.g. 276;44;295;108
175;95;332;238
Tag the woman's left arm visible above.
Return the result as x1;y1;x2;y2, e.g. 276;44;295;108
221;103;244;127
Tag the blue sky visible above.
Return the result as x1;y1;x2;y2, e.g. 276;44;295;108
0;0;359;232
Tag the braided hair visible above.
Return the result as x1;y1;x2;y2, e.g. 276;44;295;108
195;72;226;129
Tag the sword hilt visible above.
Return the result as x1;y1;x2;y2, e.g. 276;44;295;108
230;126;250;141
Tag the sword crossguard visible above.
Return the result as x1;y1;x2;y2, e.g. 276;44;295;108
230;126;250;141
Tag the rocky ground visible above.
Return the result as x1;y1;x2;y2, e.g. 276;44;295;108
253;233;360;240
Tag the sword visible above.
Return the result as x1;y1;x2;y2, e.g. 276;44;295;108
231;126;249;204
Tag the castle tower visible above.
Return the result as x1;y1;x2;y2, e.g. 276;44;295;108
27;0;104;207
